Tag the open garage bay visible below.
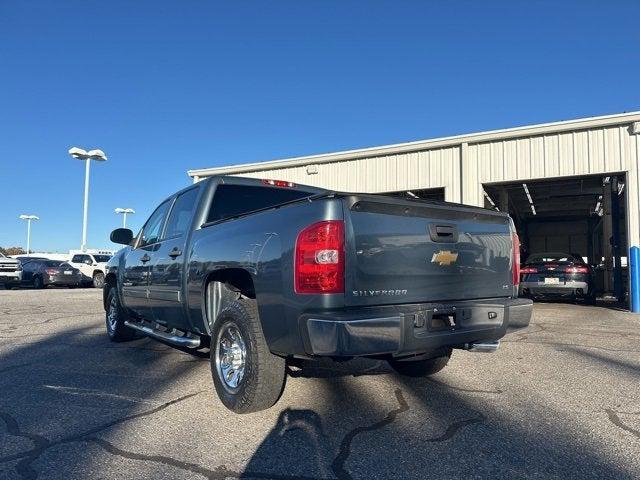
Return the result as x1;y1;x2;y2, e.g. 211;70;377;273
0;289;638;479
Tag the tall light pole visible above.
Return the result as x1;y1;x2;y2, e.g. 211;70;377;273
115;208;135;228
19;215;39;254
68;147;107;252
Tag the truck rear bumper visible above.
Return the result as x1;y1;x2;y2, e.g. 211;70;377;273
520;280;590;297
301;298;532;357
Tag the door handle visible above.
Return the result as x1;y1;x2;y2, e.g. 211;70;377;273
140;254;151;263
168;248;182;259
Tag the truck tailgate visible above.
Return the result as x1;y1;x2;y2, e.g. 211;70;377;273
343;196;514;306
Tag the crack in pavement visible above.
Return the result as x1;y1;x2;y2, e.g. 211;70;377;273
423;413;485;443
0;411;51;480
331;389;409;480
86;437;325;480
0;391;203;479
42;385;162;406
605;409;640;440
330;388;485;480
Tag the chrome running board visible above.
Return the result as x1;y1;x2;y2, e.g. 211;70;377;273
124;320;201;348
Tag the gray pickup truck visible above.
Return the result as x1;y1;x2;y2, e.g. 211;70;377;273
105;176;532;413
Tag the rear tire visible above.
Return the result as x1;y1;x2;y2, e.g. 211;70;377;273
105;287;136;342
389;350;452;377
93;272;105;289
210;298;286;414
33;276;44;289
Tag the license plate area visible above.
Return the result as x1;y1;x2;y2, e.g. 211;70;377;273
411;304;503;338
429;309;457;331
544;277;561;285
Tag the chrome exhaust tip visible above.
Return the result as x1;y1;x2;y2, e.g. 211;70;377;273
465;340;500;353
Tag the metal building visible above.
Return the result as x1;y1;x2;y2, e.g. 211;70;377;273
188;111;640;309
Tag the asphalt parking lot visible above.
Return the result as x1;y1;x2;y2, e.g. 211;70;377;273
0;289;638;480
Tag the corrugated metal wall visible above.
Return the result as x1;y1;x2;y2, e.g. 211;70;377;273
462;124;637;206
227;121;640;247
462;124;640;246
235;146;462;202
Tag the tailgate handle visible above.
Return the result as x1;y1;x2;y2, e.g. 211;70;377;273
429;224;458;243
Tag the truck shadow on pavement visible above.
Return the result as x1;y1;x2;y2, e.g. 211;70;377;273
240;358;633;480
0;320;635;479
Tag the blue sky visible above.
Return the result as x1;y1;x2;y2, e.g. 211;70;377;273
1;1;638;252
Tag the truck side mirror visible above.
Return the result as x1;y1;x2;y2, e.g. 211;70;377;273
110;228;134;245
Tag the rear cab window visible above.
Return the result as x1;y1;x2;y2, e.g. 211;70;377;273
207;184;314;223
526;253;584;263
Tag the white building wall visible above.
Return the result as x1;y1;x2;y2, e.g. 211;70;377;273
234;146;462;202
461;123;640;246
189;113;640;247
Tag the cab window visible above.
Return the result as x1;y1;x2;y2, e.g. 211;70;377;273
164;188;199;239
207;184;312;223
138;200;172;247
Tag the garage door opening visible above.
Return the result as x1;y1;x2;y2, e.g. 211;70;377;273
483;174;628;305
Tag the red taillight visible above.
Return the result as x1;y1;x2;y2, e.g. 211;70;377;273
520;266;537;274
262;179;295;188
512;232;520;286
45;268;57;275
565;266;589;274
295;220;344;294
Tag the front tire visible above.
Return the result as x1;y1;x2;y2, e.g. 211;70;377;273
389;350;452;377
105;287;136;342
93;272;105;289
210;298;286;414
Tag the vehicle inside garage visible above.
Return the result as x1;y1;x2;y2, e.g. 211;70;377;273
484;173;628;303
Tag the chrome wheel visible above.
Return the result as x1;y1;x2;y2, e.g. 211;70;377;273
107;293;118;332
215;322;246;392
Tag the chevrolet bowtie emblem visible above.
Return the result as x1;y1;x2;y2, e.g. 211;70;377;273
431;250;459;266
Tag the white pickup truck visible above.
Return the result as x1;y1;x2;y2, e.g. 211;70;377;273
0;252;22;289
67;252;112;288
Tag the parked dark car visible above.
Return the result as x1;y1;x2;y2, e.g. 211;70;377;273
519;252;596;303
16;256;48;265
20;259;83;289
104;176;532;413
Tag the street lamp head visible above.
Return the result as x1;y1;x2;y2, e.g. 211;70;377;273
19;214;39;221
69;147;89;159
87;149;107;161
115;208;135;214
68;147;107;161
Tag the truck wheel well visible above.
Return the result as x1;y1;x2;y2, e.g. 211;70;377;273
205;269;255;299
103;273;117;309
203;269;255;335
